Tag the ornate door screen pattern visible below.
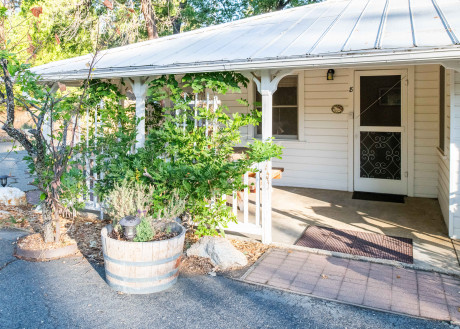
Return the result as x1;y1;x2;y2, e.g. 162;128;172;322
360;132;401;180
359;75;402;181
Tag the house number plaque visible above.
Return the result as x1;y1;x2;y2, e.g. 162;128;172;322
331;104;344;114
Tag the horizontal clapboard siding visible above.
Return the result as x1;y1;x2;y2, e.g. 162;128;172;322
414;65;440;198
221;66;444;199
219;86;251;140
272;68;352;190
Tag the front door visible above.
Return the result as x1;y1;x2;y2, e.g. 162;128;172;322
354;70;408;195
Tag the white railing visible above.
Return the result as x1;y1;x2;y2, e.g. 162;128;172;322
225;162;265;238
80;101;104;218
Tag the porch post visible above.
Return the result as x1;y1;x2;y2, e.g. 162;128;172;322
127;77;151;149
253;69;293;244
260;71;273;245
43;83;59;145
448;67;460;238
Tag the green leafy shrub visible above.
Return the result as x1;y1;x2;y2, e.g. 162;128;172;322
133;218;155;242
94;72;283;237
104;179;155;227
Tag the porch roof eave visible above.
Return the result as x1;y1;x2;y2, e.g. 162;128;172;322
35;46;460;84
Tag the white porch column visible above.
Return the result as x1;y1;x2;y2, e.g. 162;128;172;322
42;83;59;145
253;69;293;244
446;64;460;238
127;77;152;149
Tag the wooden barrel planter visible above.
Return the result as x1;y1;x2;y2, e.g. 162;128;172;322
101;222;186;294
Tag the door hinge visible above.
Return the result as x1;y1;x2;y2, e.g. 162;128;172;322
404;171;408;178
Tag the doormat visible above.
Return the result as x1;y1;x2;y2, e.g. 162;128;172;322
295;225;413;264
352;191;405;203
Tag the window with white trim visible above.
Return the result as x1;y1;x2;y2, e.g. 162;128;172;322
255;75;298;139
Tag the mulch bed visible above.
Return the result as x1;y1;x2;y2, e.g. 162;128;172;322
1;204;269;274
295;225;413;264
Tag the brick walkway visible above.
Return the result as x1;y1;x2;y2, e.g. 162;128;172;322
243;249;460;323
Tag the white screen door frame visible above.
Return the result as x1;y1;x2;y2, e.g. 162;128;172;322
353;69;408;195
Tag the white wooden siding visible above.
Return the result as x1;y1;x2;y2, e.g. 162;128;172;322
218;86;250;139
414;65;440;198
438;70;450;227
221;66;442;196
271;69;352;190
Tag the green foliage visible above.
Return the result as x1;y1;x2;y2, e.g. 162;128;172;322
96;72;283;237
193;198;235;237
2;0;321;66
104;179;155;227
133;218;155;242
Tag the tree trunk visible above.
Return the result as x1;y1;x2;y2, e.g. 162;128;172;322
140;0;158;40
276;0;291;11
172;1;187;35
42;201;54;243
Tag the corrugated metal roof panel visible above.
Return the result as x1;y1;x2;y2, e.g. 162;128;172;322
411;0;453;47
342;0;388;51
32;0;460;80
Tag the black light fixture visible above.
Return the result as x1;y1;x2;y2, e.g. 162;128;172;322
327;69;335;81
119;216;141;240
0;175;8;187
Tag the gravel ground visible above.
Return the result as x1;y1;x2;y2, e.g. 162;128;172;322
0;229;458;329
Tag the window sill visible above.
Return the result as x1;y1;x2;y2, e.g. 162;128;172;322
241;138;307;147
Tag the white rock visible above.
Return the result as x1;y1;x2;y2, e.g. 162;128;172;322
33;204;42;214
0;210;11;219
187;236;248;270
0;187;27;206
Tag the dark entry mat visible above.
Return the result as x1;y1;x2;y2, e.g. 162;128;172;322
352;191;405;203
295;225;413;264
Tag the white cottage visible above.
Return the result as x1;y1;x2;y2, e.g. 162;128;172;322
33;0;460;261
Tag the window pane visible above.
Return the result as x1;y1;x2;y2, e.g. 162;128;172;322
274;107;298;136
360;75;401;127
273;87;297;106
256;107;298;136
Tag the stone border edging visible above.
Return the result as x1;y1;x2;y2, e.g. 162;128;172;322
14;241;79;262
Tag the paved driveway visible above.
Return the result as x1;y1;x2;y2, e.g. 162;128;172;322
0;229;456;329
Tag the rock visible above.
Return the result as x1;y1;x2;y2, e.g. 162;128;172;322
0;187;27;206
186;236;248;270
0;210;11;219
33;204;42;214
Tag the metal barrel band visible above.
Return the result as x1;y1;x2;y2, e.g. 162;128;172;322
107;277;178;294
102;252;181;267
105;268;179;283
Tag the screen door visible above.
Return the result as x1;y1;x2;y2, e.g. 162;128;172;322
354;70;408;195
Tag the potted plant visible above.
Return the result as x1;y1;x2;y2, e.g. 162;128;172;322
101;180;186;294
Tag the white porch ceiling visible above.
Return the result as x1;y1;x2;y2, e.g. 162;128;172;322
32;0;460;81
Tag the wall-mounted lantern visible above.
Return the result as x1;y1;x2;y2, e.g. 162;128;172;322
327;69;335;81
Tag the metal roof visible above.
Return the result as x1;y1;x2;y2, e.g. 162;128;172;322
33;0;460;81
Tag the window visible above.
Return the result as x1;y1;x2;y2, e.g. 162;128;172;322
439;66;446;153
255;75;298;139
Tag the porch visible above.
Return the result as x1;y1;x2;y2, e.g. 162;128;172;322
230;186;460;274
